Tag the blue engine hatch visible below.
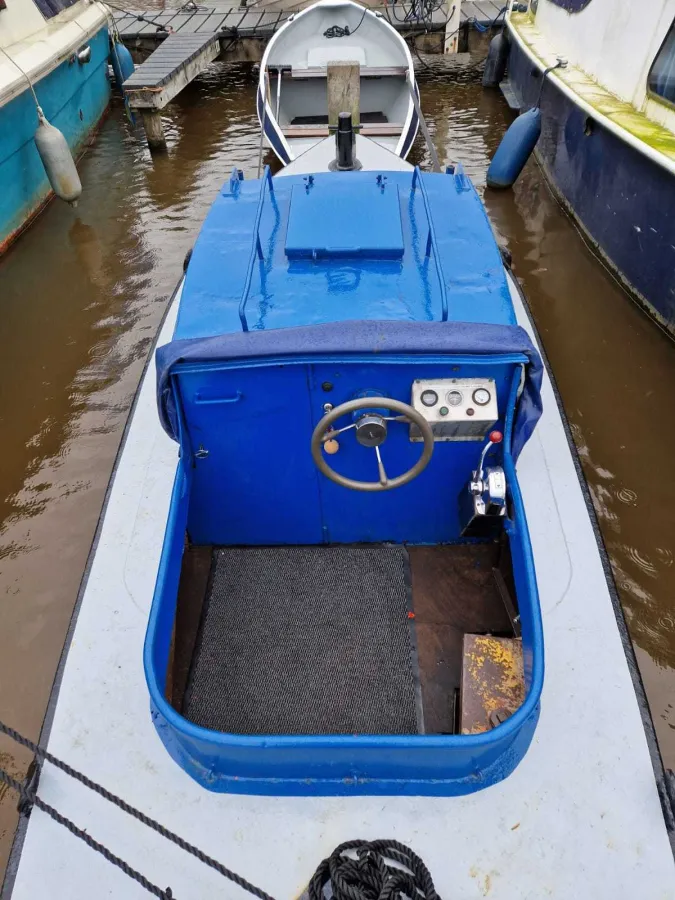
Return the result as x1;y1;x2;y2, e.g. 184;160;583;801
173;167;515;339
285;181;405;260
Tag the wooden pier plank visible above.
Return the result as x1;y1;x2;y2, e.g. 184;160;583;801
123;32;221;103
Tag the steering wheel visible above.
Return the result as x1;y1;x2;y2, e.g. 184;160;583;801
310;397;434;492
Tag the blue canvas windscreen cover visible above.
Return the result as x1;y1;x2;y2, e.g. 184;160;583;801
156;319;543;461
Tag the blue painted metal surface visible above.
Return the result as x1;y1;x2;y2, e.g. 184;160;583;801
145;163;545;795
0;26;110;250
507;38;675;331
487;107;542;188
144;362;544;794
179;355;521;546
285;181;405;261
176;168;514;339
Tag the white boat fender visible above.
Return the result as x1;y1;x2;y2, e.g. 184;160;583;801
34;111;82;206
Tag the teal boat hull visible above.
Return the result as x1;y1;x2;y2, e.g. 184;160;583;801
0;25;110;253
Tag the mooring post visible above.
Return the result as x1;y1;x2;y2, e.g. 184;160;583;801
327;60;360;129
141;110;166;150
444;0;461;54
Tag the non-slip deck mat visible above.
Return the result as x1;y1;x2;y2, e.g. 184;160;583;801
183;546;420;735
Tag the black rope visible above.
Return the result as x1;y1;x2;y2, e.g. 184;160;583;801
105;0;174;33
0;766;174;900
0;721;443;900
0;718;275;900
407;5;507;71
307;839;441;900
323;6;368;38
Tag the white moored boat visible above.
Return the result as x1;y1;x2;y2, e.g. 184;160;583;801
257;0;419;164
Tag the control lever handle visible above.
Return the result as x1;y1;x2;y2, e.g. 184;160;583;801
477;430;503;478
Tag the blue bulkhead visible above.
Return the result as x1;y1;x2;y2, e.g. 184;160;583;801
0;26;110;249
144;166;545;795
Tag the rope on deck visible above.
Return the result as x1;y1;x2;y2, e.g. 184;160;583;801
0;717;443;900
0;717;275;900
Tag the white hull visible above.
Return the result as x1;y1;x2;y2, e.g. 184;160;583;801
5;260;674;895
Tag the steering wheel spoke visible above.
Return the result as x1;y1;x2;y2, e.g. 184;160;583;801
374;445;388;487
310;396;435;492
322;422;357;441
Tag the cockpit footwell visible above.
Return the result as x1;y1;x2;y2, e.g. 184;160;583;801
168;541;521;739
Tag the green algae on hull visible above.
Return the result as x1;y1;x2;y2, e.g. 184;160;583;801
510;13;675;162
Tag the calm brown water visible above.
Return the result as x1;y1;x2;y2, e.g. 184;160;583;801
1;56;674;877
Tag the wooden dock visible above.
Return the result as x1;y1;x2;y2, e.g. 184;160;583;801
123;32;221;147
113;1;505;46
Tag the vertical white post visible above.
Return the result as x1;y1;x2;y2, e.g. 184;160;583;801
444;0;462;54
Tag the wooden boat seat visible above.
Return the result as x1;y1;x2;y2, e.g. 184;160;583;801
284;123;404;138
284;65;408;79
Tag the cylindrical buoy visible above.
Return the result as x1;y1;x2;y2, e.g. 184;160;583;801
486;107;541;189
34;112;82;205
111;39;135;91
482;31;508;88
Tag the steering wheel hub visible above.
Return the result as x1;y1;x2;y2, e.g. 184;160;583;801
355;415;387;448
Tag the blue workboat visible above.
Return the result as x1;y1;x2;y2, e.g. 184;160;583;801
0;0;109;252
5;105;674;899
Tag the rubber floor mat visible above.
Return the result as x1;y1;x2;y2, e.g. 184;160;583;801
183;546;420;735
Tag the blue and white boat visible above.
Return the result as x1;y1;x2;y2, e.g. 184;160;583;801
258;0;418;165
0;0;109;253
3;93;675;899
502;0;675;335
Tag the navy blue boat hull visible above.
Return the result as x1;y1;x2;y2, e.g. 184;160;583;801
506;38;675;334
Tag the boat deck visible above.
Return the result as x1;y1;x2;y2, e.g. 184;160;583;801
7;284;673;898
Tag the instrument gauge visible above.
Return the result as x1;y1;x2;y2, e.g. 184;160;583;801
446;390;463;407
420;390;438;407
472;388;491;406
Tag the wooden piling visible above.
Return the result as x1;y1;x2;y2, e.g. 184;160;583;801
444;0;462;54
327;61;360;128
141;110;166;150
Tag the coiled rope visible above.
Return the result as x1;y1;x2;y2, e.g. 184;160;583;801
308;839;441;900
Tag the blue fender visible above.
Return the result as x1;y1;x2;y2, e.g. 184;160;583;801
487;107;542;189
111;39;135;92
